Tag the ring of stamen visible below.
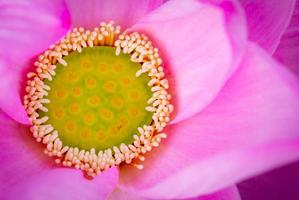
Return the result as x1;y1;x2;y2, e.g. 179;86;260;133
24;21;173;177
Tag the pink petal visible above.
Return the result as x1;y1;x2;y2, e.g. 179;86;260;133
108;188;145;200
131;0;247;123
0;0;70;66
191;186;241;200
128;139;299;199
108;186;240;200
274;2;299;77
2;168;118;200
0;111;119;200
64;0;164;29
0;0;71;124
0;111;51;190
118;43;299;199
239;0;296;53
238;161;299;200
0;61;29;124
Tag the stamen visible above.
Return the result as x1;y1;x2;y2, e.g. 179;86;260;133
24;21;173;177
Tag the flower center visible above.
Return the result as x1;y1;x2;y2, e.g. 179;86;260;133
41;46;152;150
23;21;173;177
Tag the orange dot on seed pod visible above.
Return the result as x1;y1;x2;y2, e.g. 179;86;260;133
84;112;95;125
119;117;129;126
69;103;81;114
110;126;121;135
88;96;101;107
122;77;131;86
85;77;97;88
97;63;108;73
65;121;77;132
129;107;139;116
110;119;127;135
114;118;128;132
67;71;79;82
96;130;106;141
54;108;65;119
111;96;124;109
112;63;123;73
81;129;90;139
129;90;140;101
100;108;113;121
103;81;116;93
56;89;68;99
72;87;83;97
82;59;92;71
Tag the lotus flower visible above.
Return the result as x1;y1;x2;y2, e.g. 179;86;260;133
1;0;299;199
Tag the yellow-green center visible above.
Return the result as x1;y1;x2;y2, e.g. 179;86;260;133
41;46;153;150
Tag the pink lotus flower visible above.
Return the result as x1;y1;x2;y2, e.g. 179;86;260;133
1;0;299;199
